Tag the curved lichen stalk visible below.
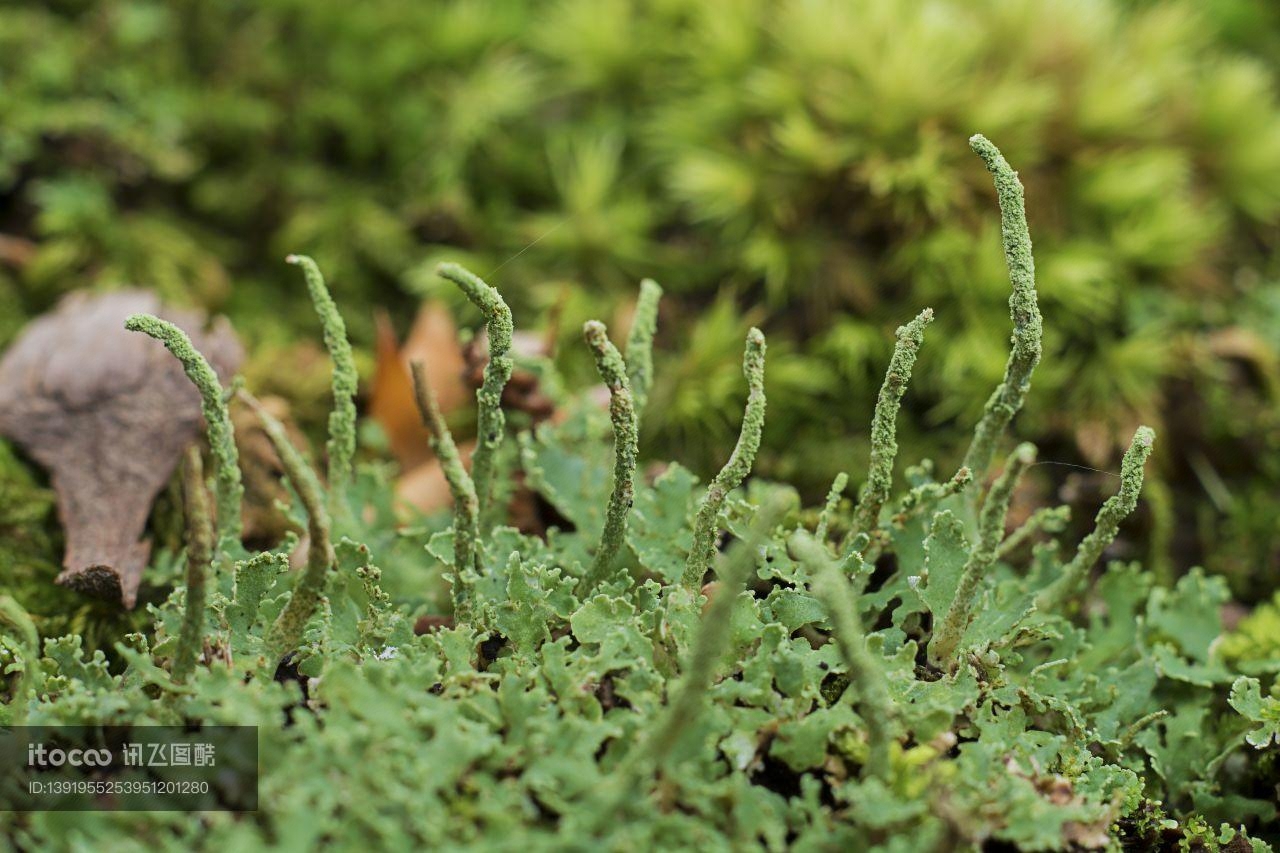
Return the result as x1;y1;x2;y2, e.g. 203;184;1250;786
790;530;894;781
239;391;335;656
410;361;480;620
172;447;212;684
1035;426;1156;612
961;135;1043;481
437;263;513;518
681;328;767;589
851;308;933;540
125;314;243;541
286;255;357;508
996;504;1070;561
583;321;638;591
625;279;662;422
928;442;1035;670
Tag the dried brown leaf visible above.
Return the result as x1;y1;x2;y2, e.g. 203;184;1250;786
0;290;241;607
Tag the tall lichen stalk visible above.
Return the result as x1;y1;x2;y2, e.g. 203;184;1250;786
928;442;1035;670
624;278;662;422
124;314;242;541
1035;426;1155;612
239;391;336;656
961;134;1043;481
437;263;513;518
172;447;212;683
681;328;767;589
410;361;480;619
583;321;638;591
850;308;932;541
287;255;357;511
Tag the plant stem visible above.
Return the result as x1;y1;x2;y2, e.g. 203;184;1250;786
625;278;662;422
437;263;513;518
928;442;1035;670
410;360;480;620
960;135;1043;481
173;447;212;683
583;321;638;591
125;314;242;541
240;392;335;656
286;254;357;511
1035;427;1155;612
682;328;767;589
851;308;932;539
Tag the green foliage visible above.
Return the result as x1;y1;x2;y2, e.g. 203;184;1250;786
3;141;1277;850
1;0;1277;597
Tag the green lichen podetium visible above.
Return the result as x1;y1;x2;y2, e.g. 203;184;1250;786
815;471;848;543
996;504;1070;561
681;328;767;589
172;447;212;684
1035;426;1156;612
928;442;1036;670
624;278;662;421
851;308;933;540
961;134;1044;481
582;321;638;592
124;313;243;541
437;263;514;518
240;391;336;656
410;361;480;619
790;529;895;781
286;255;357;508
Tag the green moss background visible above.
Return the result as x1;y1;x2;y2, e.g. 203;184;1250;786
0;0;1277;597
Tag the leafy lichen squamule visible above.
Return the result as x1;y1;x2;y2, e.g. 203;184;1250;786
625;278;662;422
583;321;639;591
961;135;1043;481
437;263;514;518
929;442;1035;669
1035;426;1156;612
681;328;767;589
172;447;212;684
239;391;336;655
124;314;243;541
410;360;480;620
790;529;894;781
851;308;933;539
286;255;357;506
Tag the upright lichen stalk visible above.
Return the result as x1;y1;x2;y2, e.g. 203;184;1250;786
1036;426;1155;611
437;263;513;518
790;530;894;781
929;442;1035;670
961;135;1043;480
240;392;336;655
172;447;212;683
410;361;481;619
625;278;662;422
124;314;242;541
286;255;357;509
681;328;767;589
851;308;933;540
583;321;638;590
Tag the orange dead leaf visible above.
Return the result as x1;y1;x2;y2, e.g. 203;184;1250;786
396;439;476;515
370;303;470;471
